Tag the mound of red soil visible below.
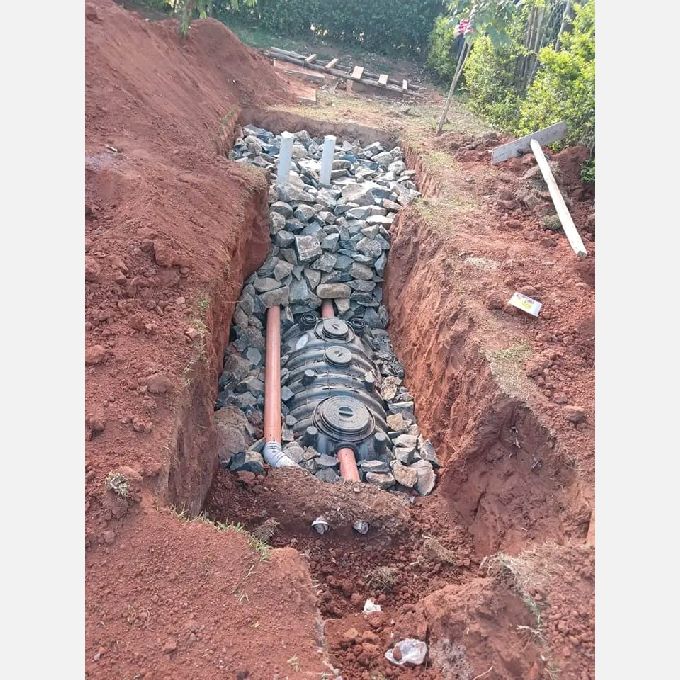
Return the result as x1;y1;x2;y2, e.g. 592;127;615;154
85;2;331;677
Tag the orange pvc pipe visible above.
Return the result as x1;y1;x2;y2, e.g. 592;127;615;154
264;305;281;444
337;447;361;482
321;300;334;318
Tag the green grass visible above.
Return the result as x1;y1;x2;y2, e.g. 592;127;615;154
220;16;422;77
168;508;272;560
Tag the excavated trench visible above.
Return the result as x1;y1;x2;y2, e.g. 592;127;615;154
162;112;585;677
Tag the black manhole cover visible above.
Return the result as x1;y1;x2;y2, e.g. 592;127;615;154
314;395;374;442
317;318;350;341
325;345;352;366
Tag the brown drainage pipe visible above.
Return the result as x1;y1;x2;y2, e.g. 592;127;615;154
321;299;334;319
319;299;361;482
262;305;297;468
337;447;361;482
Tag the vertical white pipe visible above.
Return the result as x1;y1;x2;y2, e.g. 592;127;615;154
276;131;294;187
319;134;336;187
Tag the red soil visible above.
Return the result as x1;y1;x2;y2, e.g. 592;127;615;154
85;1;331;677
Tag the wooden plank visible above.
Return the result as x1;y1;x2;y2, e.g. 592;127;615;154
351;66;364;80
305;53;317;63
263;50;413;95
491;121;568;163
402;80;408;91
530;139;587;258
378;74;389;86
325;58;339;69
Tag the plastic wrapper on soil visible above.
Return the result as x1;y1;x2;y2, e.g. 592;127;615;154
385;638;428;666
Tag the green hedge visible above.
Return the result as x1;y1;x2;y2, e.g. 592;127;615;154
518;0;595;151
218;0;445;56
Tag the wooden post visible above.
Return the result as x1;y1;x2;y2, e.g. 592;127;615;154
378;74;389;86
325;58;338;69
530;139;587;258
351;66;364;80
435;41;470;135
305;53;317;64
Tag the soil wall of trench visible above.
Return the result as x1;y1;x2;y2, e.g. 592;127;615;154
383;148;590;559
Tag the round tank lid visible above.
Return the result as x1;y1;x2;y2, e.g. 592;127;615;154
318;318;350;340
315;396;374;442
325;345;352;366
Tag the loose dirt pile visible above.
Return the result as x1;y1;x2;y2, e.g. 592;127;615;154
86;2;334;677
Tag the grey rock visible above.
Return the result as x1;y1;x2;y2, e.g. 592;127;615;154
279;184;316;203
356;237;383;258
271;201;293;217
285;218;305;233
350;262;374;281
388;160;406;175
229;450;265;475
283;443;305;464
289;278;312;303
372;151;394;166
348;280;376;292
295;235;323;263
411;460;436;495
347;206;372;220
269;212;286;234
303;268;321;290
374;253;387;275
365;472;396;490
394;446;417;465
334;254;353;271
360;459;390;474
273;260;294;281
317;454;339;468
294;204;317;222
317;283;351;299
391;461;418;488
335;298;351;314
259;286;289;307
275;230;295;248
279;247;298;265
321;233;340;252
246;347;262;366
311;252;337;272
281;386;294;402
253;277;281;293
366;214;394;227
417;437;440;466
316;468;340;483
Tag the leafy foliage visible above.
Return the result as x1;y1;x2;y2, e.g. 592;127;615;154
219;0;446;56
518;0;595;150
463;31;523;128
427;15;466;82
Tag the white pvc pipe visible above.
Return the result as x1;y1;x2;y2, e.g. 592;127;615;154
319;134;336;186
276;131;294;187
530;139;587;258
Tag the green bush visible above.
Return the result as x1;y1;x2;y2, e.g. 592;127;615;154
426;15;464;82
518;0;595;150
219;0;445;56
463;33;523;129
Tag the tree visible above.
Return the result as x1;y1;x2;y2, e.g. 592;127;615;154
172;0;257;38
518;0;594;151
435;0;517;134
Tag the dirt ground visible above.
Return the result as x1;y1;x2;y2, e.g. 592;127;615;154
85;2;595;678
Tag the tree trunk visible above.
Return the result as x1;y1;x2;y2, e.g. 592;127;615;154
435;41;470;135
555;0;573;49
